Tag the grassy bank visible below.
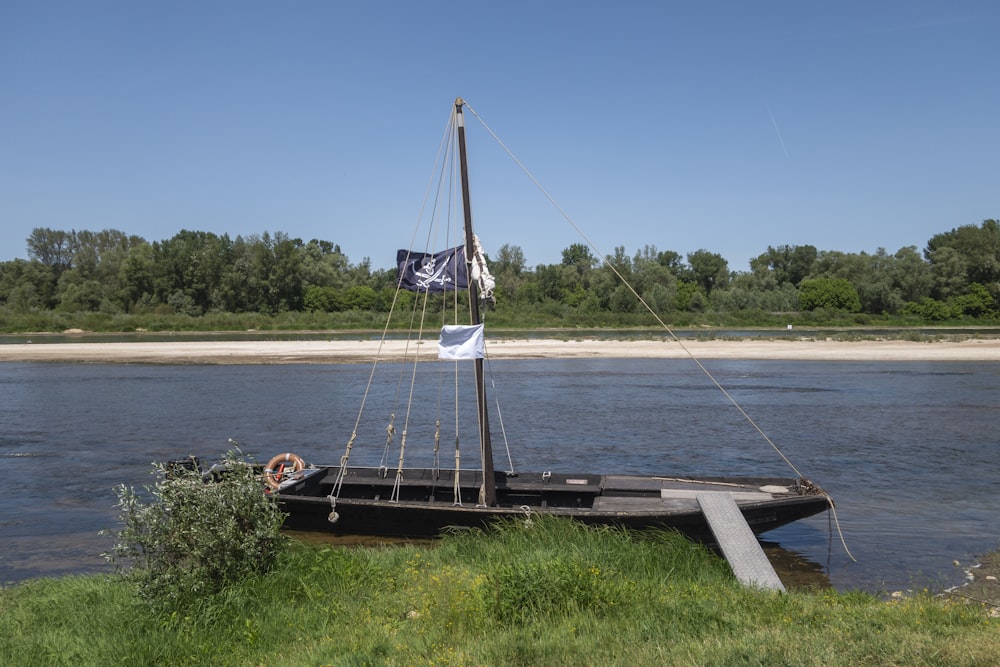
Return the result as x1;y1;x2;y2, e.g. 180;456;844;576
2;519;997;666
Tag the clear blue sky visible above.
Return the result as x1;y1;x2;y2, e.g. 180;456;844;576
1;1;996;271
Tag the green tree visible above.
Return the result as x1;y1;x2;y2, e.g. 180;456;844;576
950;283;996;317
494;244;526;276
853;249;898;315
686;249;729;294
61;229;147;312
0;259;57;311
118;243;156;311
798;278;861;312
926;219;1000;286
675;281;706;312
152;230;232;314
903;297;954;320
890;246;933;304
269;233;305;312
513;280;542;305
641;283;674;314
608;284;638;313
632;246;678;310
712;276;800;313
808;248;928;315
304;285;336;312
655;249;685;276
561;243;595;271
533;264;568;302
342;285;378;310
300;239;349;290
26;227;76;277
492;244;528;304
750;244;817;286
927;246;968;300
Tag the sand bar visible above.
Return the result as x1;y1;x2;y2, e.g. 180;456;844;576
0;337;998;364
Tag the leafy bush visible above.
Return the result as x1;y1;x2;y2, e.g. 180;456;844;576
903;297;955;321
106;448;287;610
950;282;997;317
798;278;862;312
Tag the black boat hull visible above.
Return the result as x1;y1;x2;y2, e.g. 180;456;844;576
273;466;830;543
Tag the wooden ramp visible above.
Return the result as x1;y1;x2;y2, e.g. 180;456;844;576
697;493;785;592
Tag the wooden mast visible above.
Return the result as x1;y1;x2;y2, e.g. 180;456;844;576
455;97;496;507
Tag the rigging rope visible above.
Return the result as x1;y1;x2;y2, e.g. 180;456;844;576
332;100;460;501
353;102;504;505
392;127;459;502
329;99;853;559
465;99;855;560
332;104;496;509
464;101;806;479
482;314;516;475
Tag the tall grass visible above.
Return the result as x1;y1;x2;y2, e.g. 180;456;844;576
2;518;997;666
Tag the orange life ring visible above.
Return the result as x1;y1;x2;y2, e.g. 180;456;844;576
264;452;307;490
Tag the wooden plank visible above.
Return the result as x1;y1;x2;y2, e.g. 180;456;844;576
592;496;698;512
502;481;601;494
662;488;774;501
697;492;785;592
602;475;663;492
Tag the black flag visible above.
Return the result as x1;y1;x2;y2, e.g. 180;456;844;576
396;246;469;292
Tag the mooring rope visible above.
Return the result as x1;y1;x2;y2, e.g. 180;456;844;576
826;495;857;562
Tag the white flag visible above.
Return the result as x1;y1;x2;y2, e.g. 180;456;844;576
438;324;485;360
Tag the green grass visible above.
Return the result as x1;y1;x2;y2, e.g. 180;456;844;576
3;304;1000;335
2;518;997;666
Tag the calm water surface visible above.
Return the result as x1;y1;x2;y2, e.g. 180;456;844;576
2;358;997;593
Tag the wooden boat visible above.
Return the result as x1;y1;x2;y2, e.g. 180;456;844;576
270;467;827;542
258;99;830;541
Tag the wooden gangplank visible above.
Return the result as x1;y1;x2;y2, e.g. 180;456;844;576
696;492;785;592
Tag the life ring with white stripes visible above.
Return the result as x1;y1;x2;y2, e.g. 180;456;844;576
264;452;307;490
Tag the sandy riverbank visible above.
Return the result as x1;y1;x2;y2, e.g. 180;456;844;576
0;337;998;364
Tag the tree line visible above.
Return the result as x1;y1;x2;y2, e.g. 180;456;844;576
1;220;998;326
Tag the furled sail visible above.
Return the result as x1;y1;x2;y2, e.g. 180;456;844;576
469;234;495;302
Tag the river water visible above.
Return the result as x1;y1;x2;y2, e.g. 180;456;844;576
2;358;997;593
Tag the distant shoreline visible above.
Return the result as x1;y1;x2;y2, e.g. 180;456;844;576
1;337;998;364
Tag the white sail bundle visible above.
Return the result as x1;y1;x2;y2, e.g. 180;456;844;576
469;234;495;301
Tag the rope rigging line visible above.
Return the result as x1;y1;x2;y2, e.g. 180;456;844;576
443;118;467;505
423;112;465;473
463;101;808;480
392;110;465;502
369;104;482;504
326;98;851;560
332;102;460;500
481;315;516;475
467;98;856;560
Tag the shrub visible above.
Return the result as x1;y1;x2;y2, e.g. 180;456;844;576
903;297;955;321
105;448;287;610
798;278;862;312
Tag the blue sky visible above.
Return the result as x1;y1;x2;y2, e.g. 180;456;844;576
1;1;996;272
